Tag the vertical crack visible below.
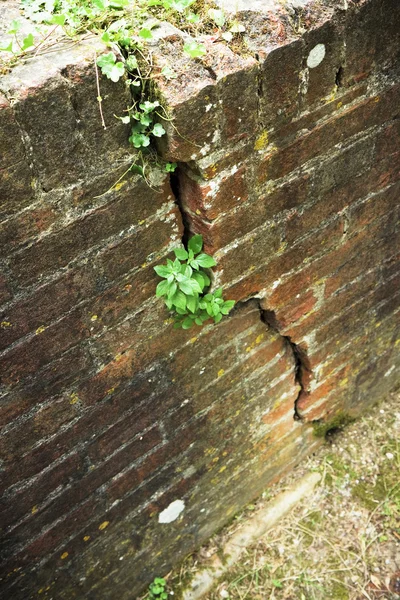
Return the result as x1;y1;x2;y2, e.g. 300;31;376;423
260;306;312;422
169;166;193;247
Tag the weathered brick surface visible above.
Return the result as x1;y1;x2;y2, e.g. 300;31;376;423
0;0;399;598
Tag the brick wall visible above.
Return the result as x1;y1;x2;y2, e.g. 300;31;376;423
0;0;399;598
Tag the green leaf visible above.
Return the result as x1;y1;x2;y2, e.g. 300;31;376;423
139;113;152;126
129;132;150;148
156;280;170;297
126;55;138;71
272;580;283;588
179;280;195;295
165;162;177;172
196;253;216;268
186;295;198;313
174;248;188;260
51;14;66;26
167;281;177;298
139;27;153;39
187;12;200;24
188;234;203;255
97;53;125;82
8;20;22;35
183;41;206;59
21;33;35;51
208;8;225;27
195;317;203;325
0;41;13;53
221;300;235;314
152;123;166;137
139;100;160;113
182;317;194;329
214;312;223;323
214;287;223;298
154;265;170;278
161;65;176;80
171;290;187;310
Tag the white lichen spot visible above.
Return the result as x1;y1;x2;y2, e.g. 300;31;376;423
307;44;326;68
158;499;185;524
205;103;213;112
200;143;211;156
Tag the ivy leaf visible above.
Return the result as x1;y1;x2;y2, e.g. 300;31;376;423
129;132;150;147
183;41;206;59
21;33;35;51
208;8;225;27
51;14;66;26
165;162;177;172
161;65;176;80
140;100;159;113
152;123;166;137
196;253;216;268
97;52;125;82
8;20;22;35
230;22;246;33
139;27;153;39
188;234;203;255
0;41;14;53
126;55;138;71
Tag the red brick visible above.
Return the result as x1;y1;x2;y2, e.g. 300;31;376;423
180;166;249;221
98;205;183;282
1;453;85;530
0;160;35;219
191;174;309;252
0;266;98;352
216;222;282;284
0;273;12;305
0;397;81;464
0;204;60;256
0;309;89;388
347;180;400;232
257;84;400;182
9;179;173;287
5;427;162;555
0;345;94;428
296;365;349;415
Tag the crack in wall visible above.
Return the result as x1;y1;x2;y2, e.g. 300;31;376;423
260;306;311;422
168;167;313;424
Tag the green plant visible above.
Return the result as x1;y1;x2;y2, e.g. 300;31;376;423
154;234;235;329
148;577;168;599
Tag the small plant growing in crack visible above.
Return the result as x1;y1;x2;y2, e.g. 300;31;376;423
154;234;235;329
148;576;169;600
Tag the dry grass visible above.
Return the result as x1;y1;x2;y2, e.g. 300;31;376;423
167;392;400;600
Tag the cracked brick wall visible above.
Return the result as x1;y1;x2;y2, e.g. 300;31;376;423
0;0;399;598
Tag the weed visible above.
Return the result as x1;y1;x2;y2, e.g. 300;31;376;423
154;234;235;328
148;576;169;599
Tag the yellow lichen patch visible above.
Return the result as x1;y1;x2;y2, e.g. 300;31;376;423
83;536;91;542
32;505;38;514
1;321;12;328
106;387;115;395
60;552;69;560
190;337;198;344
35;325;47;334
255;333;265;344
337;101;343;109
254;130;269;151
90;314;98;322
212;456;220;463
138;219;146;225
217;368;225;377
374;96;380;102
70;393;79;405
219;466;227;473
114;353;123;362
99;521;110;531
38;589;43;594
113;181;126;192
195;209;201;215
339;378;349;388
